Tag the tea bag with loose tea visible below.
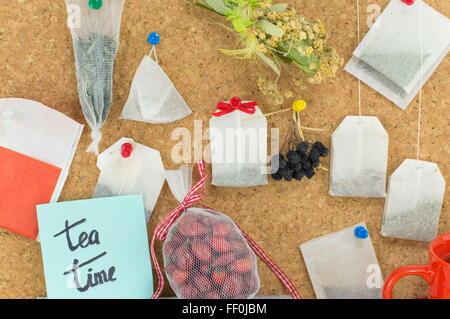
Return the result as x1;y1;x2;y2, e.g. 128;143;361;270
93;137;166;222
330;116;388;198
300;222;383;299
345;0;449;109
120;55;192;124
381;159;445;242
209;98;268;187
65;0;125;154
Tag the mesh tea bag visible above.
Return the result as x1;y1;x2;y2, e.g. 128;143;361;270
151;162;300;299
381;159;445;242
93;137;165;222
120;55;192;123
66;0;125;153
345;0;450;109
210;97;268;187
300;223;383;299
330;116;388;197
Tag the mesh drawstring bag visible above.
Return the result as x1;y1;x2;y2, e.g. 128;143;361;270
65;0;125;154
151;161;300;299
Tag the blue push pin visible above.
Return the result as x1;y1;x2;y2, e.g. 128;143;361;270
147;32;160;46
354;226;369;239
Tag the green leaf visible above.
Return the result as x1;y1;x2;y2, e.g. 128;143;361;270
203;0;231;14
274;51;292;64
230;17;253;32
270;3;288;12
256;51;280;75
278;41;315;73
257;19;284;37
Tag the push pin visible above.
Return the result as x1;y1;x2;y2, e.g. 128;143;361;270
121;142;133;158
88;0;103;10
354;226;369;239
401;0;414;5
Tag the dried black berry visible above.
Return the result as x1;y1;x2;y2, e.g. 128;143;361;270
305;168;316;179
296;141;310;154
286;150;301;164
271;172;282;181
278;167;293;179
293;170;305;181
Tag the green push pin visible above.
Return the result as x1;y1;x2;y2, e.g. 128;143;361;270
89;0;102;10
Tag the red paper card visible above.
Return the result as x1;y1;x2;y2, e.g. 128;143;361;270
0;146;61;240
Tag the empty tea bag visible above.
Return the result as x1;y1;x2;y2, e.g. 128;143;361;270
93;137;166;222
330;116;388;197
300;223;383;299
345;0;450;109
66;0;125;153
210;97;268;187
120;34;192;123
381;159;445;242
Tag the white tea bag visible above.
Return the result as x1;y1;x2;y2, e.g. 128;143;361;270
210;100;268;187
300;222;383;299
381;159;445;242
330;116;388;198
93;137;165;222
346;0;450;109
120;56;192;123
0;98;83;203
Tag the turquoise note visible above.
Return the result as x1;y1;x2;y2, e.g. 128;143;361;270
37;195;153;299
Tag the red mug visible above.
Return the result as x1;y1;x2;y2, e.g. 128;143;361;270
383;233;450;299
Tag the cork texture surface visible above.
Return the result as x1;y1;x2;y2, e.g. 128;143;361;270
0;0;448;299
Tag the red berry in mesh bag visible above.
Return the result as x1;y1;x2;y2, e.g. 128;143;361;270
212;253;235;268
199;264;210;274
221;274;243;297
212;270;227;285
172;270;188;284
232;259;253;273
205;291;221;299
229;240;246;253
178;220;208;237
163;241;176;256
175;246;195;270
212;223;232;237
179;284;198;299
191;240;212;262
165;262;177;276
193;274;212;292
211;236;231;252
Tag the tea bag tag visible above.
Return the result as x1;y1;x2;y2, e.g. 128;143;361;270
381;159;445;242
94;137;166;222
300;222;383;299
330;116;388;198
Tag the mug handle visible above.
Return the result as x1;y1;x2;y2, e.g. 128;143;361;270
383;265;433;299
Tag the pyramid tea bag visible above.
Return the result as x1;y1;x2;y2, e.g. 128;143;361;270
120;55;192;123
330;116;388;197
66;0;125;153
300;222;383;299
210;97;268;187
381;159;445;242
345;0;450;109
93;138;165;222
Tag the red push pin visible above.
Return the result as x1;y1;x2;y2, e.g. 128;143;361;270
121;143;133;158
401;0;414;5
230;97;242;109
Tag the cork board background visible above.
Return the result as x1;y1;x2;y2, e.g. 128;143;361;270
0;0;448;299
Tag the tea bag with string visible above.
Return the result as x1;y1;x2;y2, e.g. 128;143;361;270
93;137;166;222
380;8;446;241
330;0;389;198
210;97;268;187
300;222;383;299
65;0;125;154
345;0;450;109
120;32;192;124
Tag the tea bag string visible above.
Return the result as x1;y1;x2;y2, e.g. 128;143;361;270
148;45;158;64
356;0;362;116
416;1;423;160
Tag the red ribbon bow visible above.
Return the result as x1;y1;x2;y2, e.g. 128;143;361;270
211;97;257;117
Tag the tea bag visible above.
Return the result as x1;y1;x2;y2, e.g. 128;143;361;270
93;138;165;222
330;116;388;197
210;98;268;187
381;159;445;242
66;0;125;153
120;56;192;123
300;223;383;299
345;0;450;109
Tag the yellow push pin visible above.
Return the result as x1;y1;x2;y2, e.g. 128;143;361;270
292;99;307;112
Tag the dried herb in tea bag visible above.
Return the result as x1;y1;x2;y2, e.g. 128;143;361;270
330;116;388;198
381;159;445;242
65;0;125;153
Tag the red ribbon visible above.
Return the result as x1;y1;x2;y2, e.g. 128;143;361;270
211;97;257;117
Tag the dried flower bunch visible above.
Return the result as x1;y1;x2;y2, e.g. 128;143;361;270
189;0;344;104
